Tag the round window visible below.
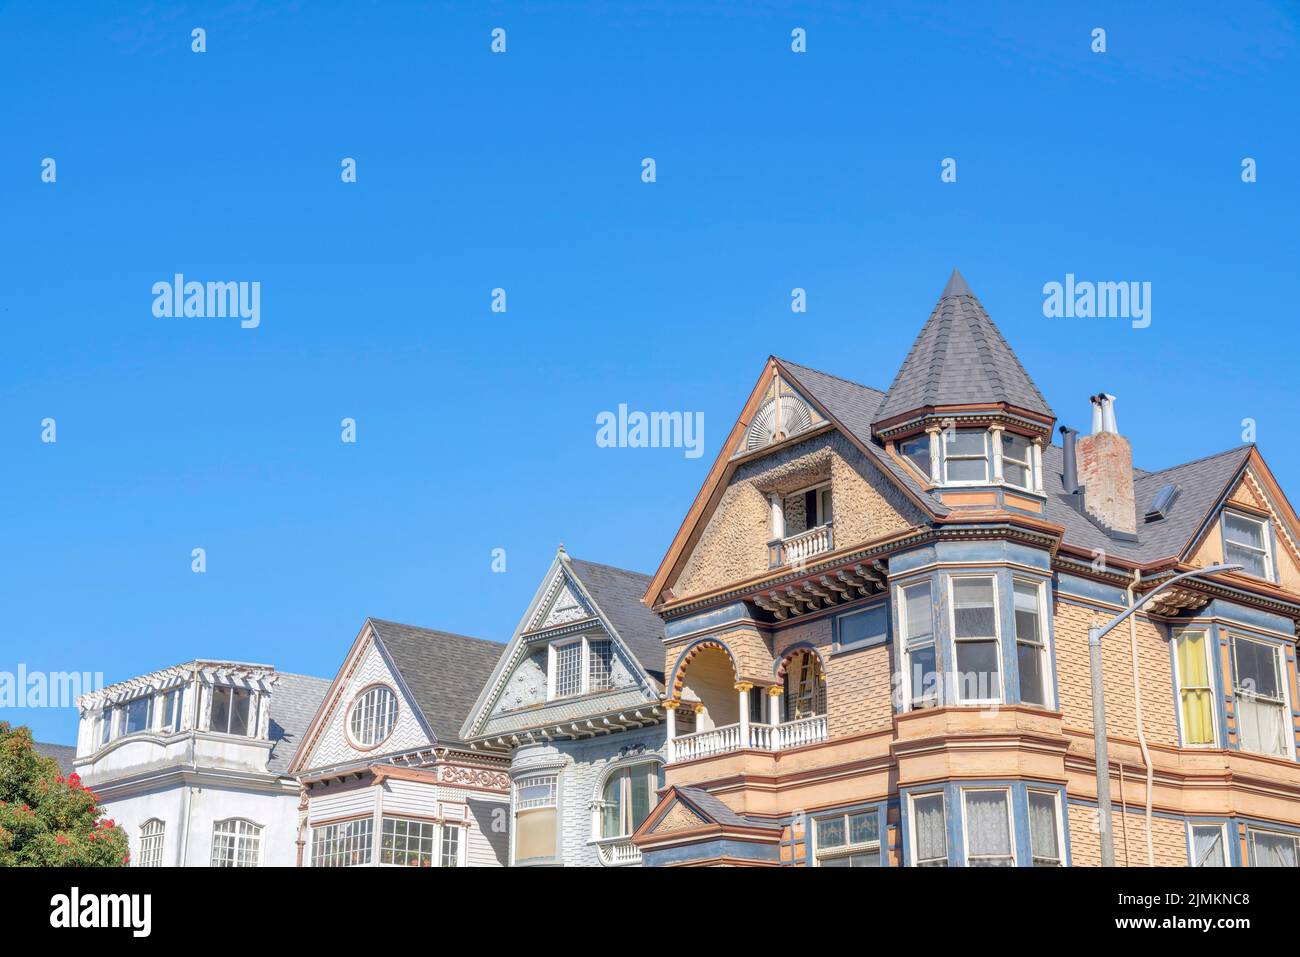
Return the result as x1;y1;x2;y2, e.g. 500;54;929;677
349;686;398;748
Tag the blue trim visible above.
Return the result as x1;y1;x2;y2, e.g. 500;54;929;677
641;838;779;867
663;602;755;640
902;779;1071;867
804;799;891;868
831;600;890;654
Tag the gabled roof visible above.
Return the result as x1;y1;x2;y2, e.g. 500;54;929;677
461;550;666;741
873;269;1054;426
367;619;505;745
265;673;331;775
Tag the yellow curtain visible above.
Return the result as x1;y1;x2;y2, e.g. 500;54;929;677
1179;633;1214;745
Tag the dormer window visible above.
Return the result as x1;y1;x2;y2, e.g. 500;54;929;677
211;685;254;736
548;635;616;700
941;429;990;484
899;434;932;477
1223;512;1273;580
123;695;153;735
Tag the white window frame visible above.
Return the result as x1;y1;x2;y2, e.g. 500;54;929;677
513;773;560;864
898;433;933;480
159;687;184;734
378;816;466;867
784;480;833;531
547;635;616;700
1247;826;1300;867
595;762;663;841
940;428;991;486
908;791;948;867
1012;577;1051;707
98;707;115;747
1231;634;1293;759
122;694;153;736
898;580;938;712
948;574;1004;705
1026;789;1065;867
1187;822;1229;867
1222;510;1274;582
960;787;1016;867
348;684;399;749
209;684;257;737
1000;432;1035;491
211;818;262;867
1171;629;1219;748
812;808;882;867
138;818;165;868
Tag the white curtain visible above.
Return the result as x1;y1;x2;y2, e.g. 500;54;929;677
1027;793;1059;864
965;791;1012;865
1192;828;1225;867
1252;831;1298;867
914;796;947;864
1238;697;1287;756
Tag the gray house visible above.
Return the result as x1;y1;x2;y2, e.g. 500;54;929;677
461;547;667;866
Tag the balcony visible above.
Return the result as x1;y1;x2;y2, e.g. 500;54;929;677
670;714;828;763
594;837;643;866
769;523;834;569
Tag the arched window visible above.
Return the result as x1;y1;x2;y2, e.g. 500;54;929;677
211;819;262;867
349;685;398;748
783;650;825;720
138;819;165;868
600;762;664;839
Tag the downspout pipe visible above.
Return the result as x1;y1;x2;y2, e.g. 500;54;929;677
1087;563;1241;868
1126;569;1154;867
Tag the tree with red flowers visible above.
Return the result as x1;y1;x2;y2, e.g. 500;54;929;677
0;722;129;866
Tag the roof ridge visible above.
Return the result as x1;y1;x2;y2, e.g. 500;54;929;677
567;557;651;580
776;357;886;397
366;617;503;651
1141;444;1253;476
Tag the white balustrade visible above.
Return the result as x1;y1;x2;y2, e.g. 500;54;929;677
749;722;775;750
778;713;828;749
672;723;740;762
596;839;643;866
782;524;834;566
669;715;828;762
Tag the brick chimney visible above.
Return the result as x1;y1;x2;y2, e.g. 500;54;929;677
1075;394;1136;534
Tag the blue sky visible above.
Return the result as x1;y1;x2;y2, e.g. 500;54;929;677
3;1;1297;744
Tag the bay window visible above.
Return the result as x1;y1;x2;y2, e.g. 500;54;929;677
380;817;464;867
962;789;1014;866
1232;635;1289;757
899;434;932;477
1013;579;1049;706
1001;432;1034;490
950;576;1002;704
1189;824;1227;867
312;818;373;867
600;763;662;839
910;792;948;866
514;774;559;863
1173;631;1216;746
899;581;938;709
1223;512;1273;580
1027;790;1063;866
815;809;881;867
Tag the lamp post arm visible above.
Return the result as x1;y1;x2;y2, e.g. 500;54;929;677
1089;564;1242;645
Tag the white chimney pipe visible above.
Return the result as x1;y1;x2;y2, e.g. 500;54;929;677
1101;394;1117;434
1090;395;1104;435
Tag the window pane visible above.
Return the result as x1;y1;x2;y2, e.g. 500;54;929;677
554;643;581;697
900;435;931;474
229;689;251;736
904;584;932;644
817;816;846;849
602;770;623;837
1235;638;1280;699
1238;696;1287;756
1003;433;1032;462
1225;513;1265;549
1251;830;1298;867
588;639;614;692
1013;582;1041;641
965;790;1012;865
125;697;151;734
1226;542;1267;578
840;605;888;647
818;486;833;525
944;430;986;456
440;826;461;867
953;578;996;638
1018;641;1047;706
1191;826;1225;867
211;687;230;733
955;640;999;700
1028;792;1060;865
630;768;652;832
946;458;989;483
908;644;938;707
1004;462;1030;488
913;794;947;865
848;811;878;845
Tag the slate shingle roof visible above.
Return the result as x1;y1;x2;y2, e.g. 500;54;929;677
675;786;781;830
368;618;505;746
567;558;666;687
266;673;331;775
873;270;1054;424
34;741;77;775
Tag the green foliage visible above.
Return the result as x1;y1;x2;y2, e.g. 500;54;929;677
0;722;129;866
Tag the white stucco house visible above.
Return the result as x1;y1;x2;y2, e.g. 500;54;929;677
73;661;329;867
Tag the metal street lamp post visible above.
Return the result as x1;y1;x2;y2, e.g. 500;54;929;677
1088;563;1241;867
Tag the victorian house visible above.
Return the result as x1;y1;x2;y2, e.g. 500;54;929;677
633;270;1300;867
461;548;668;866
290;619;511;867
73;661;329;866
